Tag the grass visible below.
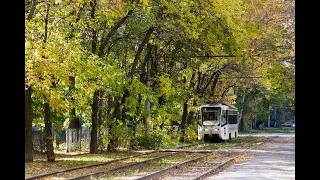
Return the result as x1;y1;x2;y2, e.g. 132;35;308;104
26;128;291;178
97;152;204;179
26;150;184;177
25;151;138;177
240;127;295;134
203;135;260;149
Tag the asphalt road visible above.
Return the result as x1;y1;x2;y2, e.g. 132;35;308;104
206;132;295;180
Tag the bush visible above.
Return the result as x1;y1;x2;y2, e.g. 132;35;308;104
131;125;179;149
184;122;198;143
169;125;180;141
107;121;132;150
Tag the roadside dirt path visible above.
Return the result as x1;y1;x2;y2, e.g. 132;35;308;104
206;132;295;179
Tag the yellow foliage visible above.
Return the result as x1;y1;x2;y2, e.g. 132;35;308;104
141;0;148;6
102;77;108;83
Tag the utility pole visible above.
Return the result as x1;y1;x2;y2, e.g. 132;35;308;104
145;48;151;139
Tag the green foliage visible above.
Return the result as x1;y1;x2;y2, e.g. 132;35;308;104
131;125;178;149
184;122;198;143
243;127;294;134
25;0;294;152
158;75;174;97
108;120;132;149
168;126;180;142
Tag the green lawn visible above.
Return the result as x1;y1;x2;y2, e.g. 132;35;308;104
240;127;295;134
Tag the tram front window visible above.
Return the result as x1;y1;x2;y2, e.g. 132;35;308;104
202;111;220;126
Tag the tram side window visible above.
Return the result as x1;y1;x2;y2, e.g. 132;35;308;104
228;115;238;124
221;110;227;126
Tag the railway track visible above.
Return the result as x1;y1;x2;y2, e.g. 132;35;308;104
66;137;267;180
26;138;263;180
25;143;204;180
153;153;237;180
88;151;238;180
67;149;237;179
67;152;181;180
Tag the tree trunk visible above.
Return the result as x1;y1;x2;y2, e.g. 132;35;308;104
193;71;202;106
239;89;246;131
139;57;147;84
180;101;188;142
55;130;60;147
44;102;55;162
97;90;104;151
89;0;99;154
90;90;99;154
186;71;196;126
25;86;33;162
210;72;221;103
40;1;55;162
187;111;195;125
253;96;258;129
69;76;79;145
108;96;121;151
274;108;277;127
107;123;116;151
121;89;129;122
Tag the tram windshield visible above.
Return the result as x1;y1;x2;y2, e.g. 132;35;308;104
202;110;220;126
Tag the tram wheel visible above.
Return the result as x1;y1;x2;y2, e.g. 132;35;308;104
204;134;210;142
204;134;220;143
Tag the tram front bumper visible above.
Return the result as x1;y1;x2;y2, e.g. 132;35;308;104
202;128;220;134
198;126;220;140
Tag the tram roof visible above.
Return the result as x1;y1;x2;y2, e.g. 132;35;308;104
199;102;238;111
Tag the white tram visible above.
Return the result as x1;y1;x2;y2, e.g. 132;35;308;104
197;102;239;142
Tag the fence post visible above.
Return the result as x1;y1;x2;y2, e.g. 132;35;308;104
66;128;71;152
79;128;82;151
40;131;43;153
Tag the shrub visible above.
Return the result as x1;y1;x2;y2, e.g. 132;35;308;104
131;125;178;149
184;122;198;143
107;121;132;150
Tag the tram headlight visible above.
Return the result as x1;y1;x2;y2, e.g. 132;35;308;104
214;128;219;131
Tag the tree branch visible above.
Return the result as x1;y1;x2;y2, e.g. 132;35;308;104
210;72;221;103
26;0;38;21
200;63;229;94
219;84;236;101
128;27;155;78
90;0;97;54
67;2;87;39
98;10;134;57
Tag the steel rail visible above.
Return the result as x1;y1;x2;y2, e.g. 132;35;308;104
25;143;203;180
191;136;281;180
134;152;216;180
192;156;237;180
67;152;180;180
25;151;156;180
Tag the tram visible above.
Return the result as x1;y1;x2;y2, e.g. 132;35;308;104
197;102;239;142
